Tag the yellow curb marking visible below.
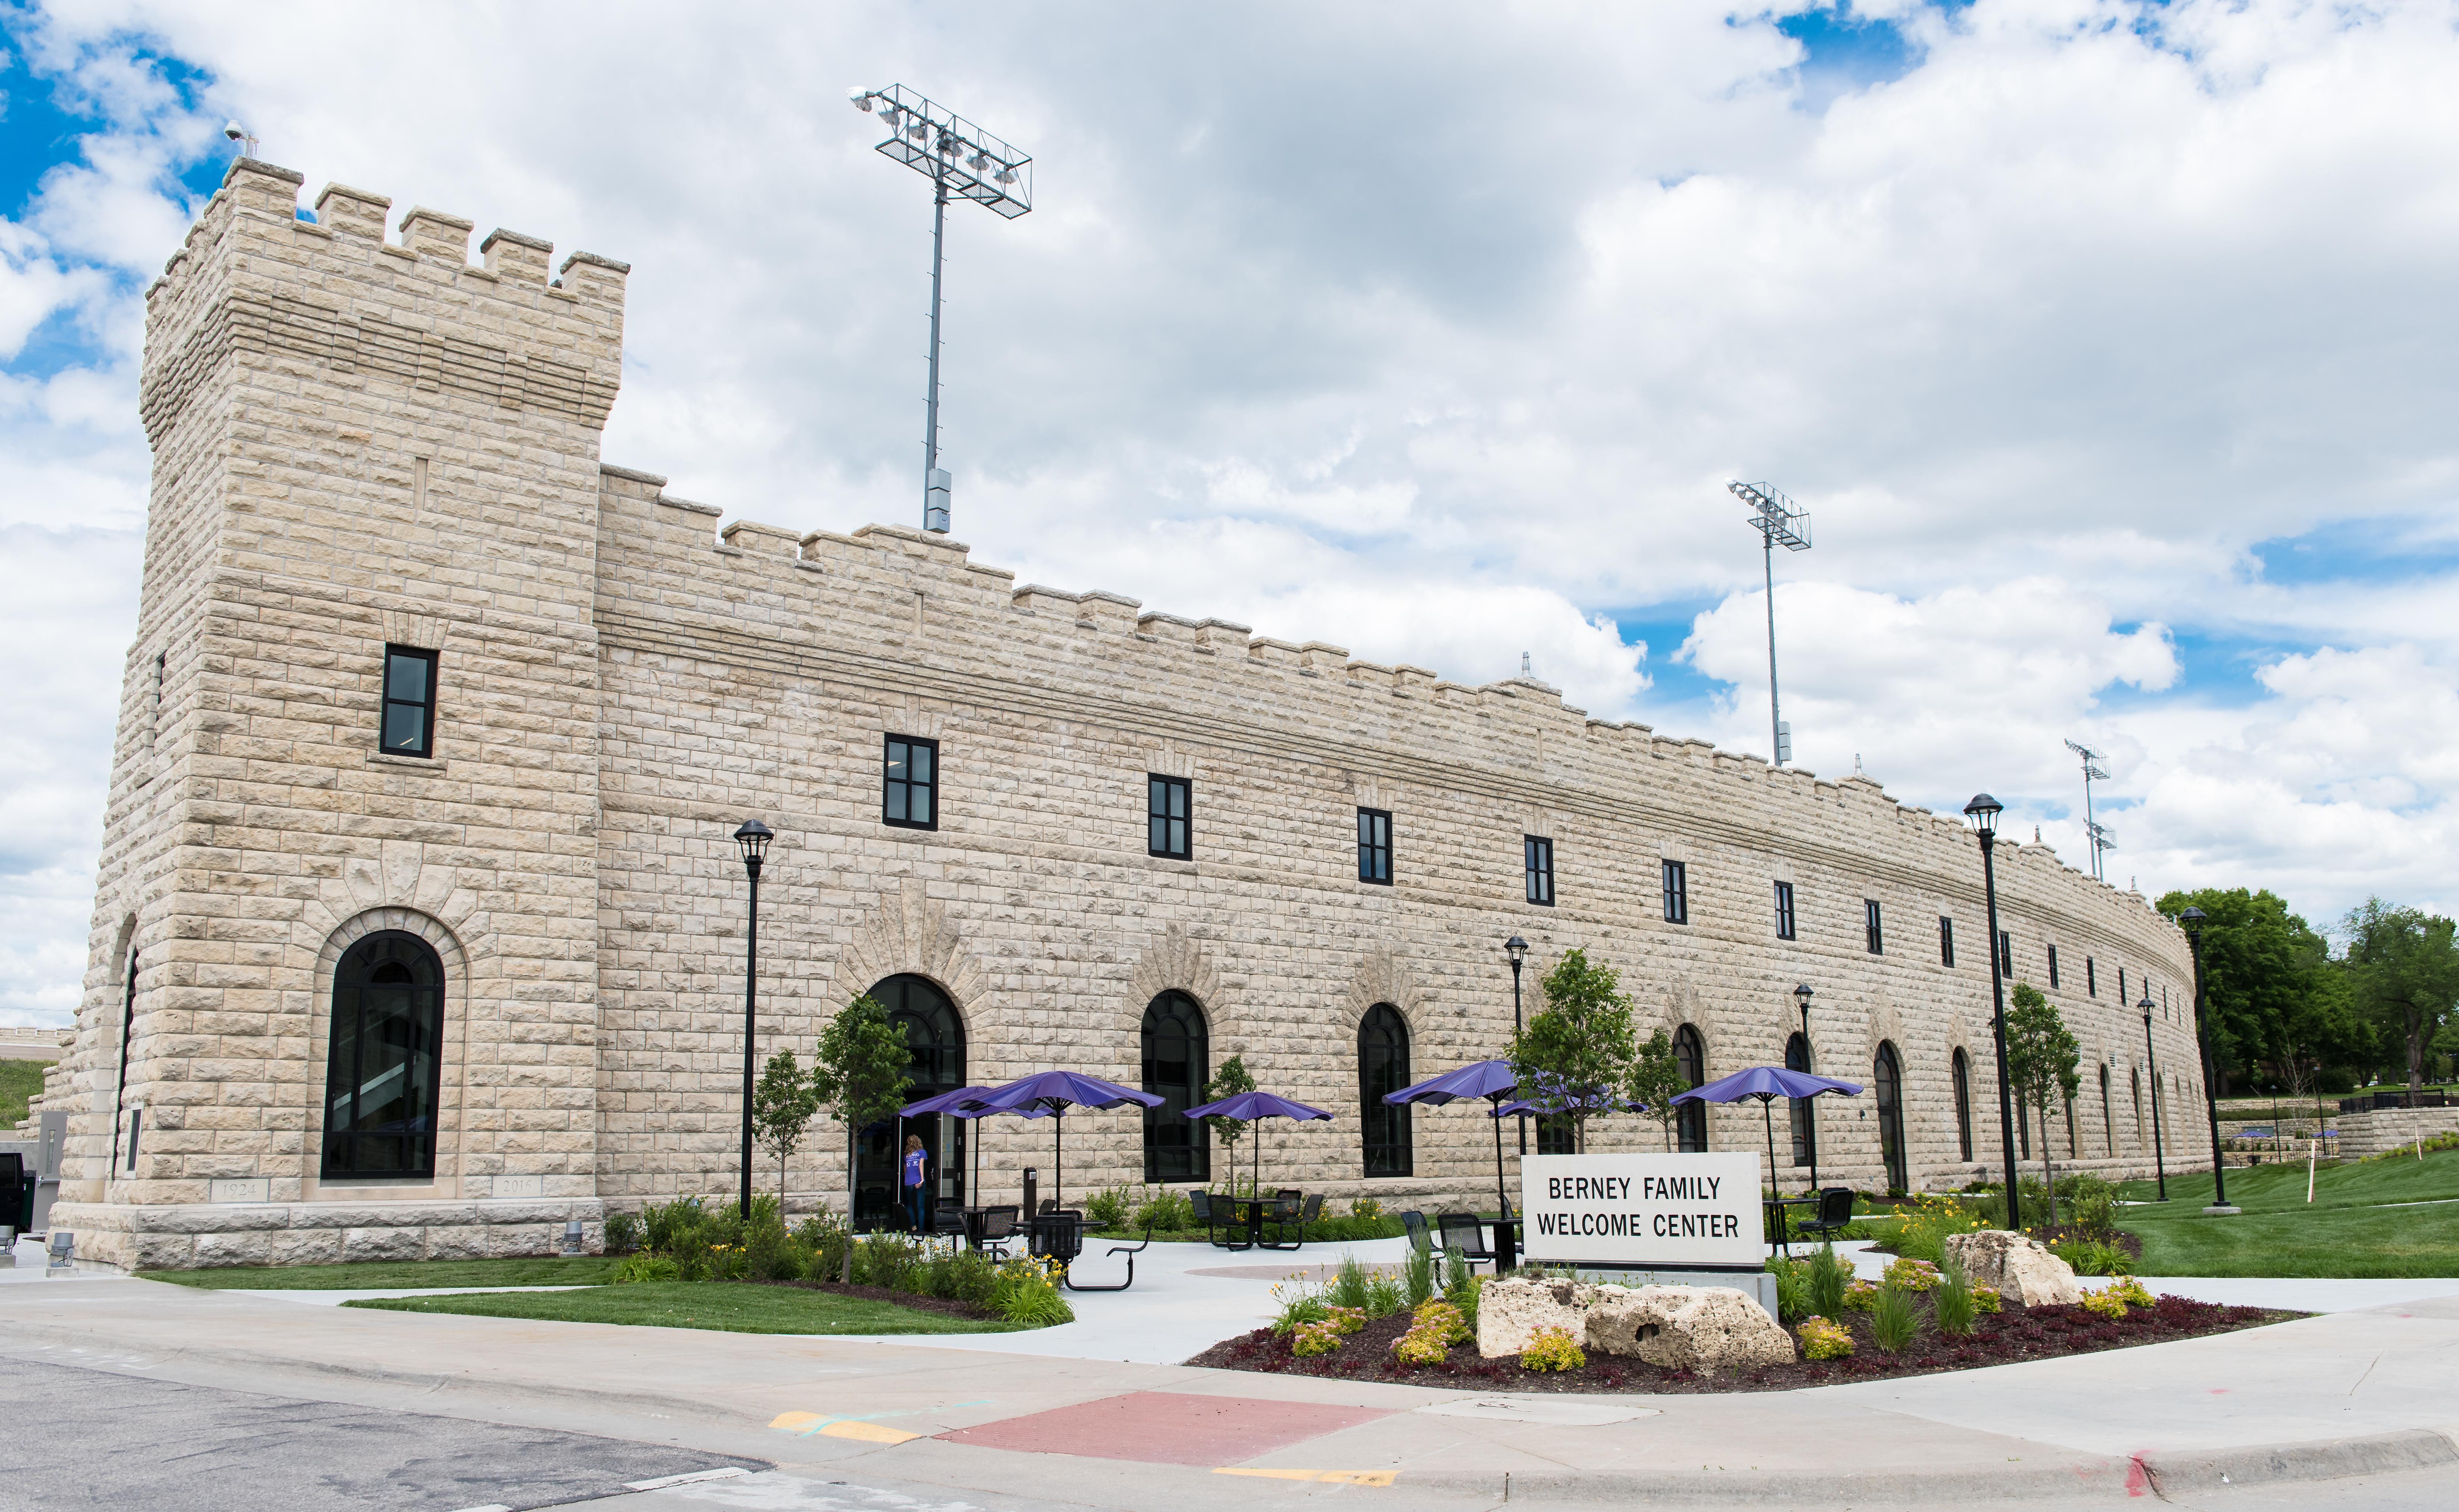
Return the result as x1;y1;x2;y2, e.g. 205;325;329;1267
765;1411;921;1445
769;1412;821;1430
1213;1468;1397;1486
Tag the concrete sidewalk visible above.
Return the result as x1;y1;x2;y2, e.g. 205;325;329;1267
5;1267;2458;1507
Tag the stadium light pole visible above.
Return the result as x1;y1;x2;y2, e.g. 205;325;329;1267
1963;793;2023;1231
1728;482;1811;766
849;85;1034;536
2065;738;2115;882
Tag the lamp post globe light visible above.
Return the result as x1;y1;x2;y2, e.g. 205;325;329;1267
1963;793;2024;1231
1505;935;1529;1155
2179;907;2239;1215
2140;990;2169;1201
733;818;774;1220
1793;982;1819;1191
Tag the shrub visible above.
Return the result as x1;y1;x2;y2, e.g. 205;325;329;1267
926;1247;1000;1304
1767;1258;1810;1326
611;1252;680;1284
2082;1287;2130;1320
1082;1186;1132;1230
1291;1320;1344;1358
1520;1325;1585;1372
2052;1239;2133;1276
1890;1192;1986;1264
641;1195;708;1255
794;1213;852;1280
1884;1256;1941;1292
1270;1274;1330;1335
1362;1270;1406;1320
2106;1276;2156;1309
1131;1188;1195;1234
602;1212;643;1254
989;1255;1074;1326
2063;1181;2117;1243
1324;1305;1367;1336
1933;1255;1977;1337
1403;1243;1435;1308
1842;1279;1881;1312
1798;1315;1853;1360
1806;1243;1849;1318
1870;1286;1922;1353
853;1235;926;1291
1972;1284;2002;1315
1393;1321;1451;1366
1412;1299;1471;1346
747;1221;804;1282
1349;1196;1384;1222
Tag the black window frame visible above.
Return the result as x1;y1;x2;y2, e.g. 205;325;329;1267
883;735;939;831
1524;835;1554;907
1939;915;1955;968
1356;807;1392;885
1674;1025;1708;1152
1998;929;2014;977
380;644;439;759
1784;1030;1816;1167
1773;880;1796;941
320;929;447;1180
1863;898;1884;955
2087;956;2097;997
1874;1040;1909;1193
2048;944;2061;989
1147;774;1191;860
1951;1046;1974;1162
1358;1003;1413;1177
1662;860;1689;925
1141;989;1210;1182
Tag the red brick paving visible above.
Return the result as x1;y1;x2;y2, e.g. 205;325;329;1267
933;1391;1394;1465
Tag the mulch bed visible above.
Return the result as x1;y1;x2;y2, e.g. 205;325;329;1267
757;1277;1003;1322
1185;1293;2294;1394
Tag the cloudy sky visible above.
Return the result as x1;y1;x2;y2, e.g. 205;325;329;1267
4;1;2455;1024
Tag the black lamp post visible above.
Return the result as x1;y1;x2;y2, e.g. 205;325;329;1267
2139;990;2168;1201
1505;935;1529;1156
1793;982;1819;1191
1963;793;2023;1232
2179;907;2238;1215
733;818;773;1219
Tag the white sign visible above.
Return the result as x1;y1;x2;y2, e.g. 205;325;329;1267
1519;1153;1765;1269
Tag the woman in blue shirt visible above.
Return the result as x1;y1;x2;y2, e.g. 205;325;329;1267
902;1134;929;1233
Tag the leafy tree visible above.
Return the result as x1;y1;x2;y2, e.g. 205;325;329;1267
751;1048;820;1203
1199;1054;1258;1168
1627;1028;1689;1153
2341;900;2459;1092
1508;948;1638;1154
2003;983;2079;1227
809;992;916;1280
2157;887;2367;1092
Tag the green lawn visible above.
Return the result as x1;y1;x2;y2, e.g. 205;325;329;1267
139;1256;624;1290
2111;1150;2459;1277
343;1281;1028;1335
0;1061;48;1127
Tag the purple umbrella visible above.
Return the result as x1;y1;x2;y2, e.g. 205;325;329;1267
1673;1065;1863;1190
1384;1059;1519;1221
1183;1091;1331;1197
973;1071;1162;1207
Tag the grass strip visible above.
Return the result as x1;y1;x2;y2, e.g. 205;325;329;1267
2112;1150;2459;1277
2113;1149;2459;1216
342;1280;1029;1335
138;1256;624;1290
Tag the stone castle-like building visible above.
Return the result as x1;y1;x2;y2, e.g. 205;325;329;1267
48;159;2208;1268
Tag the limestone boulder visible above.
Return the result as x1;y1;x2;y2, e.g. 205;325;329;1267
1476;1277;1600;1358
1943;1229;2083;1307
1586;1285;1796;1378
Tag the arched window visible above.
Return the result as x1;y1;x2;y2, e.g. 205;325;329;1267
1674;1025;1708;1153
1874;1041;1908;1193
1951;1048;1974;1163
1142;991;1210;1183
1784;1032;1816;1168
2131;1068;2144;1148
322;931;445;1179
859;975;966;1226
1358;1004;1412;1178
2099;1065;2114;1157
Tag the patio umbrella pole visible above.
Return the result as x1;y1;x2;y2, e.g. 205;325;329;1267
1762;1098;1776;1196
1492;1100;1508;1227
1054;1108;1063;1209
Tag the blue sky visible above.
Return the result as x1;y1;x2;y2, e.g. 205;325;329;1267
3;0;2456;1023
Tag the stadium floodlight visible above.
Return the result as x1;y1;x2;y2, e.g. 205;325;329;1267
2065;738;2116;882
849;84;1035;534
1728;481;1812;767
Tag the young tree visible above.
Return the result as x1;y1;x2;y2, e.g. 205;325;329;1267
1627;1027;1689;1153
2003;982;2080;1227
809;992;916;1281
2341;899;2459;1093
1199;1054;1258;1189
1509;947;1639;1154
751;1047;820;1204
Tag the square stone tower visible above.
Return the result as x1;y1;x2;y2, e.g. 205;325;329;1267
51;157;628;1266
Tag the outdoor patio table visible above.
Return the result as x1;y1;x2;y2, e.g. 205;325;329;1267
1765;1194;1819;1257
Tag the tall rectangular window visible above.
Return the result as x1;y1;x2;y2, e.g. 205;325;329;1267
2087;957;2097;997
1863;898;1884;955
1939;916;1955;967
1524;836;1554;906
380;645;438;758
1662;860;1689;924
883;735;938;829
2048;944;2061;989
1773;881;1796;941
2119;966;2128;1005
1998;930;2014;977
1148;775;1190;859
1356;807;1392;885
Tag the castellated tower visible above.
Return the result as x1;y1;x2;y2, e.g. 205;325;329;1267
53;157;629;1266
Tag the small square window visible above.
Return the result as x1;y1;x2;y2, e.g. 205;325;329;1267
1524;836;1554;906
2048;944;2061;989
1357;808;1392;885
1662;860;1689;925
1940;916;1955;968
1148;775;1191;859
1863;899;1884;955
381;645;438;758
1774;881;1796;941
884;735;938;830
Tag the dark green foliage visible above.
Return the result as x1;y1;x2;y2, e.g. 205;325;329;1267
751;1048;820;1201
2156;887;2373;1092
1200;1055;1258;1153
1933;1255;1977;1337
1628;1028;1689;1153
925;1247;1000;1304
1403;1243;1435;1308
1510;947;1639;1154
1870;1285;1921;1352
1765;1257;1810;1325
1806;1242;1849;1318
2339;899;2459;1091
809;992;916;1281
0;1061;48;1128
602;1212;642;1254
2005;983;2080;1224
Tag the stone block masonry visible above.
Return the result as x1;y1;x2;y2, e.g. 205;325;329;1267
51;156;2210;1268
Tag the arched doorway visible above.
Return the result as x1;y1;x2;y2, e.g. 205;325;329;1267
1873;1041;1908;1193
856;975;966;1228
321;931;446;1179
1784;1031;1816;1169
1357;1004;1412;1178
1141;991;1210;1183
1674;1026;1708;1152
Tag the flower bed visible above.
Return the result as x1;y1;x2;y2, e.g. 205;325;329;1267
1185;1291;2292;1394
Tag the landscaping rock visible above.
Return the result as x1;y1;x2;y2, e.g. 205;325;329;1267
1476;1276;1600;1357
1585;1285;1797;1377
1944;1229;2084;1306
